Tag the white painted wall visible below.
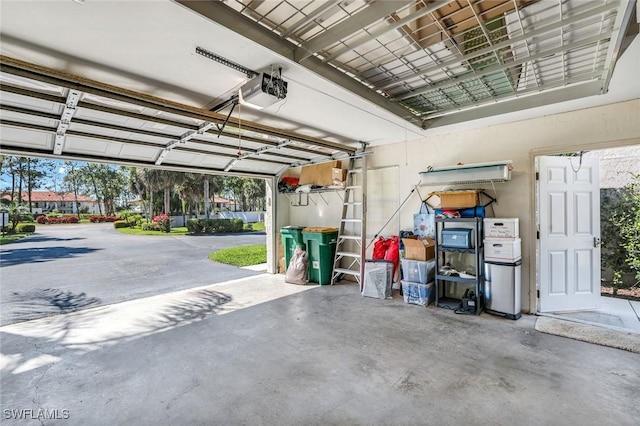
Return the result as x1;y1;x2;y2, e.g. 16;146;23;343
277;100;640;312
370;99;640;313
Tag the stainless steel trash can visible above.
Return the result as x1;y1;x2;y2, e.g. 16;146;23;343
484;260;522;320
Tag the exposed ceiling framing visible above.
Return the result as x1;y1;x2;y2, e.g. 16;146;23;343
177;0;637;129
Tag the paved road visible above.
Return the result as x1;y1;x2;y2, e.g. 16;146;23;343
0;223;265;325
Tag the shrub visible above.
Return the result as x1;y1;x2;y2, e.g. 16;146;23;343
16;223;36;233
187;218;244;234
44;216;79;224
602;174;640;291
89;215;122;223
152;214;171;233
141;221;160;231
119;210;143;226
36;216;48;224
113;220;131;229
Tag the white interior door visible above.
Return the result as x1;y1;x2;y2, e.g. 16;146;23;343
537;155;601;312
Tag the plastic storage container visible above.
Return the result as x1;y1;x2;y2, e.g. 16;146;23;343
402;281;434;306
281;226;306;272
302;228;338;285
441;228;474;248
362;260;393;299
401;259;436;284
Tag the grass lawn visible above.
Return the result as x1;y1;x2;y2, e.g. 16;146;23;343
209;244;267;267
116;226;190;236
245;222;265;231
0;233;31;245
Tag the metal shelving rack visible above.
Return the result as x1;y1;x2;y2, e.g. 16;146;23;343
434;217;484;315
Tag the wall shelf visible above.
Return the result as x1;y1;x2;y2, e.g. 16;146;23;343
281;187;346;206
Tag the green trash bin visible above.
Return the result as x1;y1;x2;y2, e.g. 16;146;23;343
302;228;339;285
281;226;306;272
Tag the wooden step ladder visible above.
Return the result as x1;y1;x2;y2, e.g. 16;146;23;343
331;145;368;289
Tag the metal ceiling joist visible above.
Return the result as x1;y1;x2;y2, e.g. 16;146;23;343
323;0;457;63
600;0;637;92
281;0;342;39
0;55;356;156
174;0;420;126
392;32;614;102
421;80;602;129
374;1;621;91
294;0;414;61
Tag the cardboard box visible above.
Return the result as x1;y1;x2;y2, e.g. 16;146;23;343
484;218;519;239
428;190;480;209
484;238;522;262
299;161;341;186
332;167;347;183
402;237;435;261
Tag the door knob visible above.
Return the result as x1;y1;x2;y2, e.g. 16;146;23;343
594;237;601;248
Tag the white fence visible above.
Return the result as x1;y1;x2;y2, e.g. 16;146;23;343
170;212;265;227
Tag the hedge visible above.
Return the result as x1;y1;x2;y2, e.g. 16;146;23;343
16;223;36;233
89;215;122;223
186;218;244;234
113;220;131;229
36;216;80;224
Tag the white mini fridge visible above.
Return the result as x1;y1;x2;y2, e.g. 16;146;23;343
483;260;522;320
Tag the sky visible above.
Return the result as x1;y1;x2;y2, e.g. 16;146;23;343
1;159;73;192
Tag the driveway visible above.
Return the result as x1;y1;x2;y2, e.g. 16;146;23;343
0;223;265;325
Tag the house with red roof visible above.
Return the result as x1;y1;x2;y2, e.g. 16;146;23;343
2;191;104;214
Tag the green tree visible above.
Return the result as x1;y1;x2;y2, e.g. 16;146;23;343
62;161;83;217
79;164;127;215
602;173;640;291
176;173;202;216
617;174;640;286
223;176;246;211
244;178;265;211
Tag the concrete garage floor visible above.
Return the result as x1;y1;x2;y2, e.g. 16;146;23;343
1;275;639;425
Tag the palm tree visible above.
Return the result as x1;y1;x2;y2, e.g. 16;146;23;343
0;202;30;231
175;173;202;216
